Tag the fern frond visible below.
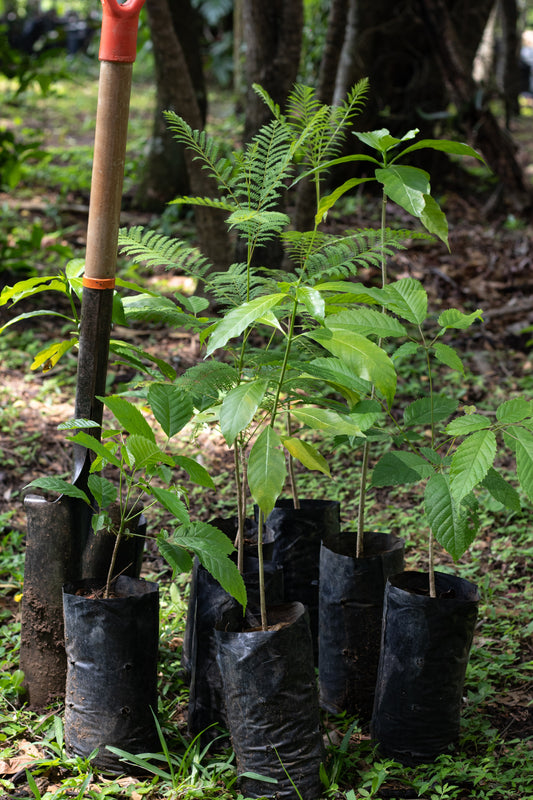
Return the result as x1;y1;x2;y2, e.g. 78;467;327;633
118;227;213;278
208;262;271;308
176;361;239;409
252;83;285;123
170;196;235;212
240;120;295;211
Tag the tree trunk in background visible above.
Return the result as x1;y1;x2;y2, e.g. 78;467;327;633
135;0;206;211
317;0;348;105
242;0;303;141
138;0;231;270
499;0;521;125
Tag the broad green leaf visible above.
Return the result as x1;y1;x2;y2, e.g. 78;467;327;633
382;278;427;325
109;340;177;381
371;451;434;487
87;475;117;509
149;486;190;524
67;431;122;468
147;383;193;438
397;138;485;163
248;427;286;516
315;177;372;224
281;437;331;476
313;281;384;306
515;426;533;503
433;342;465;374
392;341;420;363
419;193;449;246
291;407;366;437
31;339;77;372
58;418;100;430
297;285;326;322
170;522;247;608
206;293;285;356
496;397;533;424
219;379;268;445
425;473;476;560
438;308;483;330
310;328;396;406
449;429;497;503
24;476;90;504
354;128;416;154
404;395;458;427
157;534;193;575
125;435;173;469
0;276;68;305
103;396;155;442
174;455;215;488
0;310;75;336
303;357;371;400
325;307;407;339
481;468;521;512
375;165;430;218
446;414;491;435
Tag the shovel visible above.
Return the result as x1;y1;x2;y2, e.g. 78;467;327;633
20;0;145;708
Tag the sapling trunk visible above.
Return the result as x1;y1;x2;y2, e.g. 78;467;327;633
287;412;300;510
257;510;268;630
428;529;436;598
105;525;123;599
234;444;245;573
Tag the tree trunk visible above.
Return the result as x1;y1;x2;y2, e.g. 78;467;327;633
139;0;231;270
317;0;349;105
135;0;206;212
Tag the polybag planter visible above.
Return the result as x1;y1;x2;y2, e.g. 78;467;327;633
371;571;480;764
215;602;324;800
319;530;405;720
63;576;159;771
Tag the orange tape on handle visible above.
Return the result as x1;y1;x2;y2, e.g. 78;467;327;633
99;0;146;63
83;276;116;290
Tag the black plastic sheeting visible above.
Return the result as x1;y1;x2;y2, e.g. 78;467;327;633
259;499;341;660
215;602;324;800
371;571;480;764
319;531;405;721
187;550;283;743
63;576;159;771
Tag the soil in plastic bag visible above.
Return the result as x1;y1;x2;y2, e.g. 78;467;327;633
215;602;324;800
371;571;480;764
319;530;404;721
63;576;159;772
187;544;283;743
260;499;340;660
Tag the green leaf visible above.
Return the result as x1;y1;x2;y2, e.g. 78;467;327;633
31;339;77;372
325;307;407;339
375;165;430;218
315;177;373;224
425;473;476;560
147;383;193;438
248;427;287;516
303;357;371;399
58;418;100;430
87;475;117;509
281;437;331;476
481;468;521;512
291;407;366;437
67;431;122;469
206;293;285;356
311;328;396;406
433;342;465;374
219;379;269;446
297;285;326;322
102;396;155;441
371;451;434;487
170;522;247;608
24;476;90;504
438;308;483;330
449;429;497;503
149;487;190;524
392;341;420;363
174;455;215;488
404;395;458;427
397;138;485;163
125;435;173;470
515;426;533;503
496;397;533;424
419;193;449;246
446;414;491;435
157;535;193;575
382;278;428;325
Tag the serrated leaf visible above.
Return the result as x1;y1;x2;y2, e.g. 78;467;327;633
496;397;533;424
281;437;331;476
392;341;420;362
67;431;122;468
438;308;483;330
157;535;193;574
125;435;173;469
174;455;215;488
404;395;458;427
382;278;428;325
87;475;117;509
446;414;491;435
58;418;101;430
206;294;285;356
433;342;464;374
24;476;90;504
303;357;371;398
219;379;268;446
449;429;496;503
326;307;407;339
248;427;286;516
515;426;533;503
425;473;476;560
481;468;521;512
150;486;190;524
371;451;434;487
102;396;155;441
147;383;193;438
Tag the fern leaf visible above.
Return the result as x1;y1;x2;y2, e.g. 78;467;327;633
118;227;213;278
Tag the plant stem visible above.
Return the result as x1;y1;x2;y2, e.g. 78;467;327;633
105;524;123;599
286;411;300;510
234;444;245;573
428;529;436;598
257;510;267;630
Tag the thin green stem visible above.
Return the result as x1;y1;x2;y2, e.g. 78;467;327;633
257;510;267;630
429;528;436;598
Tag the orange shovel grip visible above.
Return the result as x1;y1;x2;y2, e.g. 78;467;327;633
99;0;146;63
